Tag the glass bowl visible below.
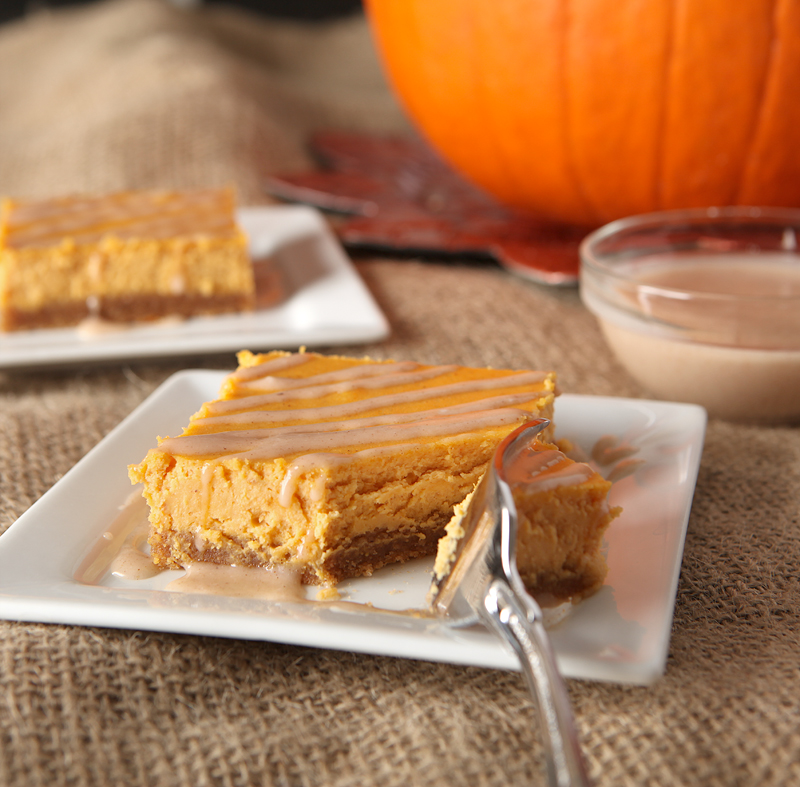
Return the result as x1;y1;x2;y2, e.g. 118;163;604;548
579;207;800;423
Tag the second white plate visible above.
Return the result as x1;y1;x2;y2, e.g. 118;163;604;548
0;372;706;685
0;206;389;369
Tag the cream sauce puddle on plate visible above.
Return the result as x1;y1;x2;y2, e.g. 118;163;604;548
72;430;635;621
73;493;431;616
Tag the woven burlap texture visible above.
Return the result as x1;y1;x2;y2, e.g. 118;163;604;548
1;2;799;786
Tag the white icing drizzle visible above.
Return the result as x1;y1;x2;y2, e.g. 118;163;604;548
523;464;596;493
5;189;240;249
295;524;320;560
505;448;595;492
592;434;638;466
230;352;318;382
196;462;214;526
170;274;186;295
199;392;542;432
162;407;529;460
165;562;306;602
110;523;161;580
279;454;333;507
76;314;129;336
85;294;100;316
206;370;549;417
155;353;555;507
234;365;457;400
88;252;103;281
74;492;150;584
237;361;424;392
279;444;426;508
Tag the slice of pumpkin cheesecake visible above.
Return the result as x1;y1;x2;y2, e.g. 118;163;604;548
435;437;620;605
0;187;254;331
129;349;557;585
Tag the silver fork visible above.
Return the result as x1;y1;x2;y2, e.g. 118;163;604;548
428;419;592;787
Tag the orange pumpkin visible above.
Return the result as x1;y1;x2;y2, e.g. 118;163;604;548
365;0;800;227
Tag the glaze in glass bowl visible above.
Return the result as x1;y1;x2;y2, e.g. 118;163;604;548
579;207;800;423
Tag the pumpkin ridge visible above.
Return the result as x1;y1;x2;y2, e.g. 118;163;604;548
739;0;800;206
495;3;548;215
734;0;779;205
472;4;521;212
560;0;598;225
654;0;678;212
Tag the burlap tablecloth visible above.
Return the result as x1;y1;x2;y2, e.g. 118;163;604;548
1;2;798;785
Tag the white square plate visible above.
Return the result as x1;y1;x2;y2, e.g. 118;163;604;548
0;371;706;685
0;206;389;369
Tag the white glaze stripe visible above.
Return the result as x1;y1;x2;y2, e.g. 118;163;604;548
237;361;427;392
232;365;456;400
6;191;238;248
278;444;427;507
197;391;540;431
504;448;595;492
229;353;318;382
206;370;549;416
160;408;529;460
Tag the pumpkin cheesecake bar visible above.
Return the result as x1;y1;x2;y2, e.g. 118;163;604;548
435;439;620;604
0;187;254;331
129;350;558;585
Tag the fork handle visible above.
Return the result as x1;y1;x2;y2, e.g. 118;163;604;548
483;580;593;787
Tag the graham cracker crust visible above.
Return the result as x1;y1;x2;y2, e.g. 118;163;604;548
2;292;254;331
